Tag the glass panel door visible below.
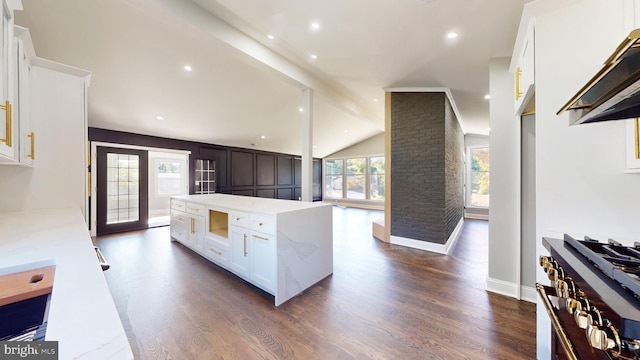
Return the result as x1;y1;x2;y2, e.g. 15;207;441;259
97;147;148;235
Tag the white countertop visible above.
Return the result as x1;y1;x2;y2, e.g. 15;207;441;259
0;208;133;360
173;194;330;214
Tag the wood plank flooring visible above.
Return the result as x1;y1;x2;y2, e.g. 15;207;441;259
96;207;536;359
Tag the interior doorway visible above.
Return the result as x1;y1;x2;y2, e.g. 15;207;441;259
148;151;189;227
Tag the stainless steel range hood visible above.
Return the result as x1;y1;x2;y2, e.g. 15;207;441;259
558;29;640;125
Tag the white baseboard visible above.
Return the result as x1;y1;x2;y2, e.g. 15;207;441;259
485;277;519;298
390;217;464;255
464;213;489;220
520;285;537;303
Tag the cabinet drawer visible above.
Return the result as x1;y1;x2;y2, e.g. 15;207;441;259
204;237;230;265
229;211;250;228
251;215;276;235
171;210;187;225
186;202;205;215
171;200;186;211
171;225;187;243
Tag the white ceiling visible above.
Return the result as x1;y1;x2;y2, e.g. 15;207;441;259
15;0;531;158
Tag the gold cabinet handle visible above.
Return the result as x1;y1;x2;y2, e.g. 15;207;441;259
515;67;523;100
0;101;12;147
209;248;222;256
236;217;240;221
243;234;247;256
258;222;263;226
27;132;34;160
635;118;639;160
190;218;195;234
252;234;269;241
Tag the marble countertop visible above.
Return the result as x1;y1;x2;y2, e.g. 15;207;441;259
0;208;133;359
173;194;330;214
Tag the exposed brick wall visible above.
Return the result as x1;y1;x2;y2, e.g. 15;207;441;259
390;92;446;243
444;98;464;240
390;92;463;245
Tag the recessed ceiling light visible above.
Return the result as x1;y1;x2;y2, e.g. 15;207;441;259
298;107;304;112
267;34;274;40
447;32;458;39
310;22;321;30
156;116;164;121
484;94;491;99
373;98;378;102
343;130;348;133
184;65;192;71
310;54;318;59
486;127;491;131
260;135;266;139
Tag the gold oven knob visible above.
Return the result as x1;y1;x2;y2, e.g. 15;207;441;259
586;323;621;354
555;279;577;298
548;267;566;281
566;297;590;315
539;256;552;267
575;307;603;329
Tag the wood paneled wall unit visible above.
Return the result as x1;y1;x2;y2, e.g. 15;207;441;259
88;128;322;201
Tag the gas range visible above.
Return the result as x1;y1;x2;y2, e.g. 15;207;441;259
538;234;640;360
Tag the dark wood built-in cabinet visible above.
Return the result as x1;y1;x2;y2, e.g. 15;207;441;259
88;128;322;202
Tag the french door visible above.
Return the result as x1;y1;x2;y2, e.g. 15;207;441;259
96;147;149;235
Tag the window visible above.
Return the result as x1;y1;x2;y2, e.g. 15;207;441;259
156;160;183;196
325;159;343;198
346;158;366;199
106;153;139;224
324;156;384;201
195;159;216;194
369;156;385;200
468;147;490;207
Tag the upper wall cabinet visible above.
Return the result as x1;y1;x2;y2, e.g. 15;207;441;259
0;0;20;162
511;18;535;116
14;26;34;165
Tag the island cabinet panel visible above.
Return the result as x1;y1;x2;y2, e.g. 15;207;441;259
170;194;333;306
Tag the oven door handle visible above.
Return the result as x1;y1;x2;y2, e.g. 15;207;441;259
536;283;580;360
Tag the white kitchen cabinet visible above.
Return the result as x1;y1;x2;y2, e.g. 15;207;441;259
170;199;205;251
626;118;640;173
14;26;33;165
171;194;333;306
511;18;535;115
229;225;250;278
0;0;17;160
249;229;276;293
170;208;188;243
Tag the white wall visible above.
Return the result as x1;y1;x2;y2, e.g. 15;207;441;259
487;57;520;297
0;66;88;215
464;134;489;148
530;1;640;359
326;133;384;159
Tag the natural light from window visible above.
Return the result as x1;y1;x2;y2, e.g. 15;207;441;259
325;156;384;201
469;147;490;207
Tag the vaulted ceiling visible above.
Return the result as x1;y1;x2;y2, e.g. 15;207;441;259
15;0;531;157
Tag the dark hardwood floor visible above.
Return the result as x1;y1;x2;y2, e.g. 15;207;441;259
96;207;536;359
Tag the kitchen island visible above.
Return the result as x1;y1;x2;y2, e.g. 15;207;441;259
0;208;133;359
170;194;333;306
